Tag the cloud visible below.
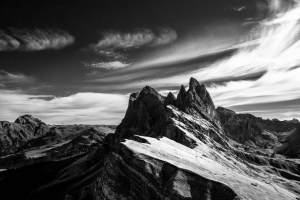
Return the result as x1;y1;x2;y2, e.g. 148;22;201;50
0;90;128;125
84;28;177;73
150;28;177;47
97;50;127;60
83;61;130;71
0;28;74;51
89;28;177;51
0;70;35;86
12;28;75;50
0;31;20;50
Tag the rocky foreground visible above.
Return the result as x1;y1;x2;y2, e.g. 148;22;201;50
1;77;300;200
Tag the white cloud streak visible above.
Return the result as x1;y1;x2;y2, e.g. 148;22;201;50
0;90;128;125
0;28;74;51
0;70;35;86
84;61;130;70
0;31;20;51
90;28;177;51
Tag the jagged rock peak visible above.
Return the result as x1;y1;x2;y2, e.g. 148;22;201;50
164;92;176;106
178;85;187;97
176;85;187;110
188;77;214;105
140;85;165;102
175;77;219;124
129;92;139;101
188;77;201;91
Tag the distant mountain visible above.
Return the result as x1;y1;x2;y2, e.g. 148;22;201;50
0;115;49;155
46;127;108;158
276;126;300;158
216;107;299;150
1;78;300;200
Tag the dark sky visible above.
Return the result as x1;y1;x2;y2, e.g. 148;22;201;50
1;0;299;124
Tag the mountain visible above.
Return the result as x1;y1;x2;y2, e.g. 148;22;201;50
276;126;300;158
46;127;108;158
0;115;49;155
0;77;300;200
217;107;300;157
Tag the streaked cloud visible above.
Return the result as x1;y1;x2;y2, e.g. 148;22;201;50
0;28;74;51
0;90;128;124
12;28;75;50
83;61;129;71
150;28;177;47
0;31;20;51
85;28;176;72
0;70;35;86
89;28;177;51
97;50;127;60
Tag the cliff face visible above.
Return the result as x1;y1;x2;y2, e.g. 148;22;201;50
0;115;49;155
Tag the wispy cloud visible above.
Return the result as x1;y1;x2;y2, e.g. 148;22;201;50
0;70;35;86
0;28;74;51
150;28;178;47
84;28;176;72
0;90;128;124
97;50;127;60
89;28;177;51
12;28;75;50
0;31;20;51
83;61;130;71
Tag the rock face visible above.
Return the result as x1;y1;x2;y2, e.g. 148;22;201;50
0;115;49;155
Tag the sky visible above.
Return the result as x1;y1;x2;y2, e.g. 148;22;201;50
1;0;300;124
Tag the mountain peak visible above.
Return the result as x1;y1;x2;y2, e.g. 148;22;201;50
188;77;201;91
14;115;49;136
174;78;219;123
164;92;176;106
15;115;42;125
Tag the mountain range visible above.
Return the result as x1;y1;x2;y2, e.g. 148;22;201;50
0;77;300;199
